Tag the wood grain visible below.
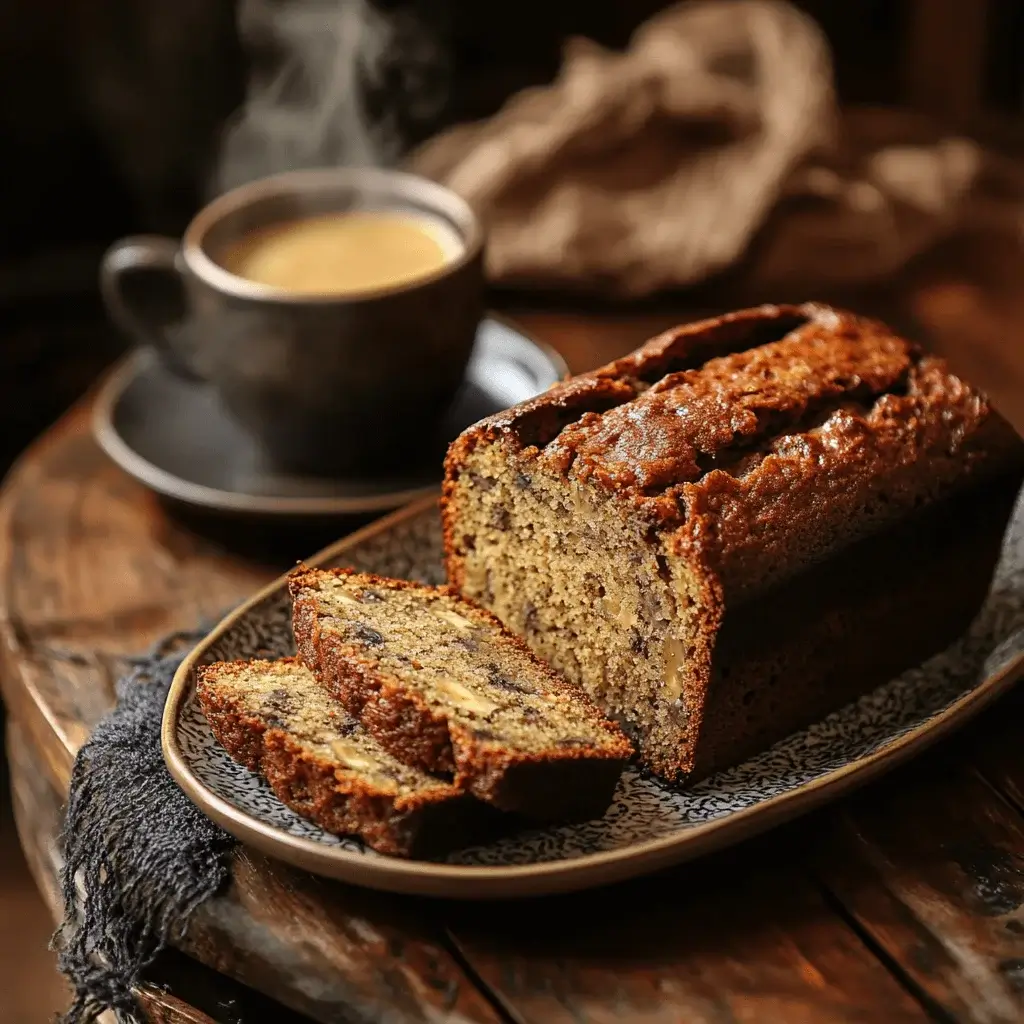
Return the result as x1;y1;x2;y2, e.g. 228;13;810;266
809;756;1024;1023
0;409;273;791
972;690;1024;818
183;855;504;1024
447;836;930;1024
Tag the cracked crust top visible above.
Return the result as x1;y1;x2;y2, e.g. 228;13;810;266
444;303;1024;601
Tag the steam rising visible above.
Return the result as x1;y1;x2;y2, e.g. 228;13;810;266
215;0;447;194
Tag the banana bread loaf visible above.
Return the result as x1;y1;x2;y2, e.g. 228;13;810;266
197;657;485;857
289;567;633;821
442;303;1024;783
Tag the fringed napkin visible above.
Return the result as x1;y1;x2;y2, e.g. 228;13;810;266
54;629;235;1024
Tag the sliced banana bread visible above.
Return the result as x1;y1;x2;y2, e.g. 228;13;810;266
442;302;1024;783
288;568;633;822
197;657;484;857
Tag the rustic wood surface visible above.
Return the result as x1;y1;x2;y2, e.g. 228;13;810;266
5;240;1024;1021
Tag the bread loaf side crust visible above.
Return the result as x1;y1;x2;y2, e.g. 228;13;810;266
289;567;632;821
685;468;1020;780
197;658;477;857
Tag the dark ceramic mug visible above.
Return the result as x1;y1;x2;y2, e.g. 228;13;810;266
100;168;485;476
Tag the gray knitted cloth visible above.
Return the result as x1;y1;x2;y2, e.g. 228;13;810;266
55;628;236;1024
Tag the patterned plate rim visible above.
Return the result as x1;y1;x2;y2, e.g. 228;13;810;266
162;495;1024;899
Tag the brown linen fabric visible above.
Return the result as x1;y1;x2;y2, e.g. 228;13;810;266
409;0;1024;298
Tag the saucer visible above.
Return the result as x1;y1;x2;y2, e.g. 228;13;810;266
92;316;565;517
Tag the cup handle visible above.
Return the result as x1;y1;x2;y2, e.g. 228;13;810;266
100;235;204;381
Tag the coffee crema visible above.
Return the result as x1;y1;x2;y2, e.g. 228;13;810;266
220;210;459;296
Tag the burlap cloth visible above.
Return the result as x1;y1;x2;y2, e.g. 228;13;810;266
409;0;1024;299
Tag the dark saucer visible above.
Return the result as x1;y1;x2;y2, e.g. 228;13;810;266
92;316;565;517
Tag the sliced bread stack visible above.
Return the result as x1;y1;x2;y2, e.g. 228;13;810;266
197;657;481;858
198;568;632;857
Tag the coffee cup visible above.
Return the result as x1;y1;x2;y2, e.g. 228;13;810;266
100;168;485;476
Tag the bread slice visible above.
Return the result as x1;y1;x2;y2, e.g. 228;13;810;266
197;657;485;858
288;568;633;821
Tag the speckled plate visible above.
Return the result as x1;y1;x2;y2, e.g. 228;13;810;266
164;492;1024;898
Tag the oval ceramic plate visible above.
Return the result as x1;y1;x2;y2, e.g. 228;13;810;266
93;315;565;517
164;493;1024;899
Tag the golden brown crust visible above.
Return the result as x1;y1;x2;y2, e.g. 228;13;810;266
442;305;814;593
444;303;1024;601
196;657;478;857
288;567;632;821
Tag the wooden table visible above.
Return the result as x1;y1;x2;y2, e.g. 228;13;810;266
6;250;1024;1021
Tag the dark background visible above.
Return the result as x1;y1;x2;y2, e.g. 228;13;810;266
2;0;1022;261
